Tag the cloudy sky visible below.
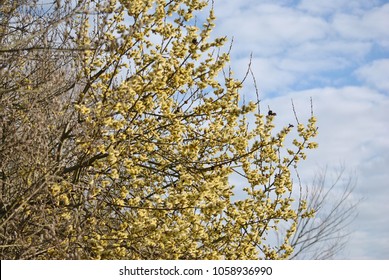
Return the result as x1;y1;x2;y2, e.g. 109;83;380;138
210;0;389;259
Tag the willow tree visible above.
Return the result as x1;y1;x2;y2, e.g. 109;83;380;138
0;0;318;259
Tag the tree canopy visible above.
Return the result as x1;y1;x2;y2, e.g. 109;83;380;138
0;0;318;259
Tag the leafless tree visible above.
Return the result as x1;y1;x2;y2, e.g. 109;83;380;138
0;0;88;259
288;165;360;259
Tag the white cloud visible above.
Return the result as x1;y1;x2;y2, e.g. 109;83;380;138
287;40;372;61
332;3;389;46
298;0;382;15
212;1;385;98
355;59;389;93
214;3;329;56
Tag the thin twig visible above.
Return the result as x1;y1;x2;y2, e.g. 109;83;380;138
291;99;300;124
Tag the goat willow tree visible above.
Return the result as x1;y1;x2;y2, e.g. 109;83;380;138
1;0;319;259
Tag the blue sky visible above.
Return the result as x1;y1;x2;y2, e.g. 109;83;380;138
211;0;389;259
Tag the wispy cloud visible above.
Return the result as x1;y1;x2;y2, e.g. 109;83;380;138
355;59;389;92
298;0;383;15
331;3;389;46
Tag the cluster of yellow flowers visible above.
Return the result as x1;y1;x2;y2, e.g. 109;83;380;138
61;0;321;259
